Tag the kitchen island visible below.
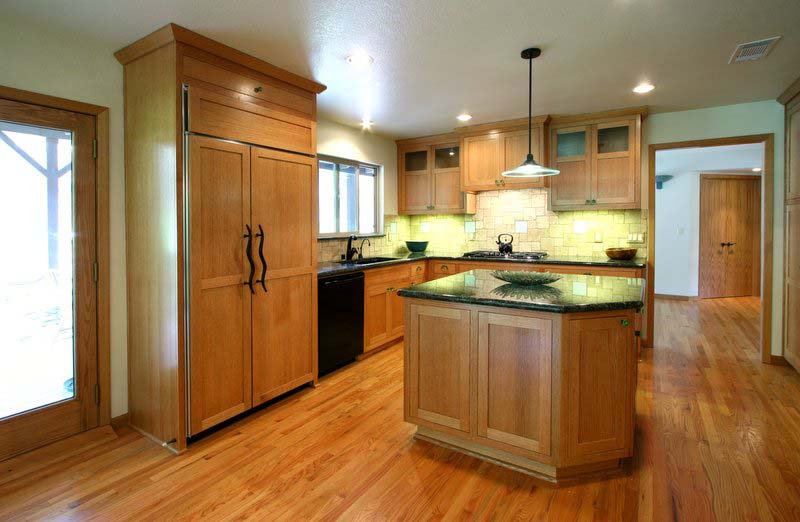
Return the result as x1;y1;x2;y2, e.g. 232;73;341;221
397;269;644;484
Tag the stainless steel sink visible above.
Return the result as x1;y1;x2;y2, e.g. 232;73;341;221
340;257;399;265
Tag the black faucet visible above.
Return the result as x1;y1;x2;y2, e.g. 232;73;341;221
358;238;371;259
345;234;359;261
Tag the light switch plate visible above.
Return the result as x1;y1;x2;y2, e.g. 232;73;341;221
465;221;476;234
515;220;528;233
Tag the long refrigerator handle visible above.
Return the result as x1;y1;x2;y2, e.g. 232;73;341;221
243;225;255;294
256;224;268;292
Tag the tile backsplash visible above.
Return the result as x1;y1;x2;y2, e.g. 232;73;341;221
317;188;648;262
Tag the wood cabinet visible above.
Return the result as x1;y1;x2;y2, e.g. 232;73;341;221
460;117;550;192
364;264;419;352
427;260;645;279
116;24;325;450
476;312;552;456
564;314;636;465
397;135;475;215
783;93;800;370
549;111;643;210
405;304;471;432
404;300;638;483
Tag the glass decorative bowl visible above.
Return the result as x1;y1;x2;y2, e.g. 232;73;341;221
491;270;562;286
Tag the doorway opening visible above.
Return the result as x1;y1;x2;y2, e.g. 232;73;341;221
647;136;775;363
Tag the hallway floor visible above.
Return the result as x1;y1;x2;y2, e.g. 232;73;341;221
1;297;799;521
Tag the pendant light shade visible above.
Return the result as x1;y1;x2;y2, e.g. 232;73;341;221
501;47;559;178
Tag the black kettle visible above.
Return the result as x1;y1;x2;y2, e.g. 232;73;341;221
496;233;514;254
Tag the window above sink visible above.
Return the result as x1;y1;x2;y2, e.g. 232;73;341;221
318;154;383;239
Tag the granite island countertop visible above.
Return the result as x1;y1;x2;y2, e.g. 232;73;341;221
397;269;645;313
318;251;646;277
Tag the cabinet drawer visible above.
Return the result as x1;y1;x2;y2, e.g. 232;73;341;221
188;85;314;154
183;55;314;118
365;264;413;286
410;261;427;280
432;261;457;276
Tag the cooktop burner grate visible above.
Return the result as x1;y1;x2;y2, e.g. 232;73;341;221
462;250;549;260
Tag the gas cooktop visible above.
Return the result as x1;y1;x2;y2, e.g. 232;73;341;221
462;251;549;260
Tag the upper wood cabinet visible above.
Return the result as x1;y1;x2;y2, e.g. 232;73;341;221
459;117;550;192
549;111;644;210
397;135;476;215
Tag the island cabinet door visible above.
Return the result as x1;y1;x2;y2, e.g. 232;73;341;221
405;304;471;432
564;314;636;465
476;313;552;457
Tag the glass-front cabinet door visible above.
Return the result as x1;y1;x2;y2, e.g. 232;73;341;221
431;143;462;211
549;126;592;209
401;147;432;213
592;121;637;206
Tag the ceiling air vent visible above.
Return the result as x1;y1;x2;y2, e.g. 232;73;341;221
729;36;781;63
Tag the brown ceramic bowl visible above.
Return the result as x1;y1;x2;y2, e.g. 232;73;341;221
605;247;638;261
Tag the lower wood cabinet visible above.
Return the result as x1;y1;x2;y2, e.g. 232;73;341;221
405;304;471;432
404;299;637;482
564;315;636;465
476;312;552;456
364;264;418;352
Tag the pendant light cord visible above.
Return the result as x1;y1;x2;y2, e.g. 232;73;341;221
528;53;532;157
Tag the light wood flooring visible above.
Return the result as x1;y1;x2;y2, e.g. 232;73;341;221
1;297;799;521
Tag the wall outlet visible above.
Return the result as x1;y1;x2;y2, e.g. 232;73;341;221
420;222;430;233
465;221;476;234
390;222;398;234
515;220;528;233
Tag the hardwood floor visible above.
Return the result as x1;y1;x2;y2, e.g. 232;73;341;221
2;297;799;521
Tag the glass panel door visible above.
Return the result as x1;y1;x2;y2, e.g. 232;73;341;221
0;121;75;419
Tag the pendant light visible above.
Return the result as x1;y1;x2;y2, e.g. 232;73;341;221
501;48;560;178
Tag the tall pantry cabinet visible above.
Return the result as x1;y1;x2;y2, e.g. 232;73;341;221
116;24;325;451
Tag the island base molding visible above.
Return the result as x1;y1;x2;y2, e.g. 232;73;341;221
415;427;626;485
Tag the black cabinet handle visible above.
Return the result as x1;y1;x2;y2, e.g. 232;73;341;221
243;225;255;294
255;224;267;292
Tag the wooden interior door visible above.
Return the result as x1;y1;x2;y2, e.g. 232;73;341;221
549;126;591;208
405;303;471;432
700;176;761;298
187;136;252;435
565;314;635;465
0;98;98;460
476;313;552;456
250;147;317;405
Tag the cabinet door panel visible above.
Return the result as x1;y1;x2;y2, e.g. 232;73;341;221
463;135;501;191
565;315;635;464
502;128;544;188
785;204;800;370
250;147;316;404
432;170;463;211
593;123;636;206
251;273;315;404
788;103;800;202
188;136;252;435
477;313;552;455
389;280;414;337
550;126;591;208
365;284;390;351
406;304;471;432
404;171;432;212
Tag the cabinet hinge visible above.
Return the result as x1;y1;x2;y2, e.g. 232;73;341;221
94;383;100;405
93;261;99;283
92;139;98;159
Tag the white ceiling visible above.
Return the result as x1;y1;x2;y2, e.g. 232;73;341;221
5;0;800;138
655;143;764;176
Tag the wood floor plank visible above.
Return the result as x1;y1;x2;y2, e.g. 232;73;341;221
1;297;799;521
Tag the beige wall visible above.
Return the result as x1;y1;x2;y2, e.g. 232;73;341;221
317;119;398;215
642;100;785;355
0;17;128;416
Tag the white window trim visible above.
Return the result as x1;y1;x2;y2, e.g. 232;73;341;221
317;154;384;239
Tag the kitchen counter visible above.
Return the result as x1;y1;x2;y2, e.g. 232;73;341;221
318;251;646;277
397;269;644;313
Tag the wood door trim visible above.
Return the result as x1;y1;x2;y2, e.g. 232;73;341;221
0;86;111;426
647;134;775;363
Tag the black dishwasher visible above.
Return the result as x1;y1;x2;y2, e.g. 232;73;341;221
318;271;364;376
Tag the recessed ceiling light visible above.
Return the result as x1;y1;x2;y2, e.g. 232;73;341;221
752;167;762;172
457;113;472;122
346;53;373;67
360;119;373;130
633;82;655;94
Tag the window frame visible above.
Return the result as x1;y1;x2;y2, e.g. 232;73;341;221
317;154;383;239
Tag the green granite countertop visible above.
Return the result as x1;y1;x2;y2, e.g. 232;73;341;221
397;269;645;313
